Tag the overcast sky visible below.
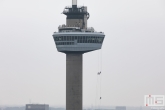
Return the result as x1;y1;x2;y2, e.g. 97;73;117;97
0;0;165;108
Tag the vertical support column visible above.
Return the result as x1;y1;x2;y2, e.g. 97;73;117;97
72;0;77;6
72;0;77;8
66;53;83;110
83;7;88;29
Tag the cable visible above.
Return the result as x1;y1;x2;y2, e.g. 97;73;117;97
95;49;103;110
95;73;99;109
99;48;103;110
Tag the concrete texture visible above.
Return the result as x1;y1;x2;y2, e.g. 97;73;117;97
66;53;83;110
66;19;84;28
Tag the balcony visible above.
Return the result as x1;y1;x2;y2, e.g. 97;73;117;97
63;6;87;15
58;25;96;33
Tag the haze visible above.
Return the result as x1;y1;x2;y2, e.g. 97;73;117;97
0;0;165;107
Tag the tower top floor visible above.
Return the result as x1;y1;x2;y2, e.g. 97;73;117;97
52;0;105;53
59;0;89;30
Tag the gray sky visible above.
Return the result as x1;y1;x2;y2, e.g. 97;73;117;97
0;0;165;107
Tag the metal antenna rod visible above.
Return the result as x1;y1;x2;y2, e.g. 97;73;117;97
72;0;77;6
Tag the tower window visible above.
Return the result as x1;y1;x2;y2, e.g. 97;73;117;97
72;36;74;41
64;36;66;41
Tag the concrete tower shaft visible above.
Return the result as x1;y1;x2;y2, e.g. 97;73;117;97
66;54;82;110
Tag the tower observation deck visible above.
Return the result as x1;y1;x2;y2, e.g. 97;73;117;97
52;0;105;110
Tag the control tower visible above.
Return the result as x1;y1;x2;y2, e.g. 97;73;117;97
52;0;105;110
